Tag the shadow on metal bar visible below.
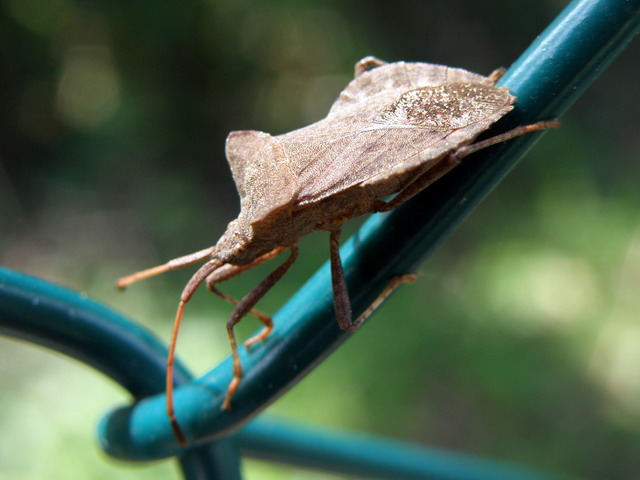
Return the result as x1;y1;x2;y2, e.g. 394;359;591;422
1;0;638;478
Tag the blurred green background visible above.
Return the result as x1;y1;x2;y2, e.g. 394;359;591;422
1;0;639;479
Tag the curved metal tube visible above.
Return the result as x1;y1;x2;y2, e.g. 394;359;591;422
0;0;637;477
99;0;640;457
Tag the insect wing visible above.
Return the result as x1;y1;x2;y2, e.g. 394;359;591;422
223;61;514;219
283;81;514;204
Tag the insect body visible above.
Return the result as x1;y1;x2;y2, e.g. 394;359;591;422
117;57;556;444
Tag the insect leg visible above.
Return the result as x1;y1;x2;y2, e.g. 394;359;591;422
354;56;387;77
330;229;416;331
208;286;274;348
355;274;418;328
373;154;461;213
488;67;506;84
117;246;216;289
167;257;225;445
329;229;353;330
206;247;285;285
374;119;559;213
205;247;286;349
455;120;559;160
222;246;299;410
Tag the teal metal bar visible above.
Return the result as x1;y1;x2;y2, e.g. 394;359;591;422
235;419;558;480
98;0;640;459
0;267;240;480
2;0;637;477
0;267;558;479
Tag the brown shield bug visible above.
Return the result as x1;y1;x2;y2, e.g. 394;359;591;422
117;56;557;444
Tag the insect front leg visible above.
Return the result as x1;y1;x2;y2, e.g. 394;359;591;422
206;247;286;349
329;229;416;332
208;287;275;348
167;257;225;445
222;246;299;410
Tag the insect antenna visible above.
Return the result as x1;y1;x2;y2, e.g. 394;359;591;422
166;256;225;445
116;246;217;289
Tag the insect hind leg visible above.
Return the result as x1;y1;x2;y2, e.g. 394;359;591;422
372;154;461;213
373;119;558;214
455;119;559;160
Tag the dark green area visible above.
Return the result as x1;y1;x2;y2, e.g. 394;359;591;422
1;1;639;479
